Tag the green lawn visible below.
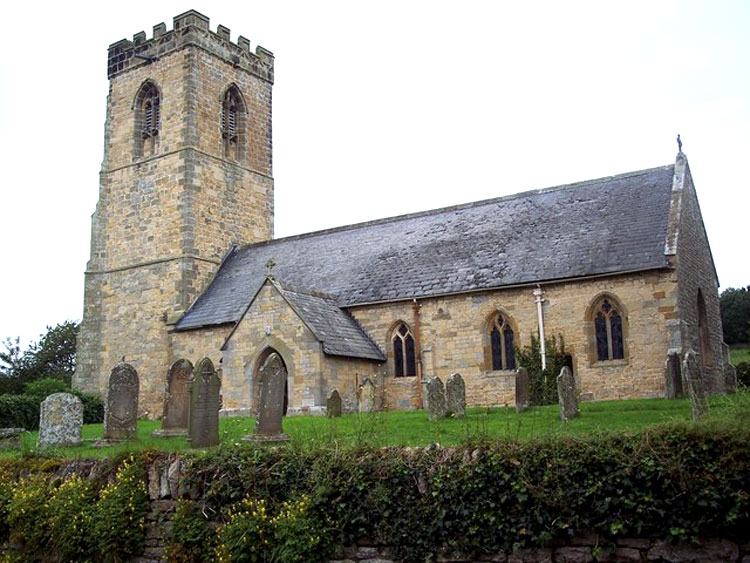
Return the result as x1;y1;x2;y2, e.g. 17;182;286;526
731;344;750;364
4;392;747;460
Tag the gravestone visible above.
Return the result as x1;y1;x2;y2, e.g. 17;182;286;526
103;363;139;440
722;343;737;393
425;376;447;421
445;373;465;417
556;366;579;421
357;377;376;414
152;359;193;437
683;349;708;420
244;352;290;442
0;428;25;450
664;352;684;399
515;367;530;413
38;393;84;448
327;389;342;418
188;358;221;448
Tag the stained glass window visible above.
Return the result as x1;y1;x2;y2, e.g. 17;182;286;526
594;298;625;361
392;323;416;377
490;313;516;370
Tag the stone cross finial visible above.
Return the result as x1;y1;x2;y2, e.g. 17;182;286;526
265;258;276;279
677;134;682;153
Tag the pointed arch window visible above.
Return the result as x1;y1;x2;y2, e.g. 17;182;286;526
222;85;245;162
594;298;625;361
392;322;416;377
134;81;160;158
490;313;516;370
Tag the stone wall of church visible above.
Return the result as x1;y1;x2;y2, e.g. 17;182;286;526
349;269;681;408
220;283;324;412
170;325;230;369
672;159;727;392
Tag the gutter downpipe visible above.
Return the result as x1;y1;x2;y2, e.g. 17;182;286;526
533;285;547;371
412;298;423;408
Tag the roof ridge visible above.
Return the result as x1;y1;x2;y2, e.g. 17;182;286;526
240;163;675;251
276;281;339;302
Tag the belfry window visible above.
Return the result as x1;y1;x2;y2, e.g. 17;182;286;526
490;313;516;370
134;81;160;158
392;322;416;377
594;298;625;361
222;86;245;161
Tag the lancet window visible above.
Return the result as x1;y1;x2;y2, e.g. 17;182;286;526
490;313;516;370
594;298;625;361
392;322;416;377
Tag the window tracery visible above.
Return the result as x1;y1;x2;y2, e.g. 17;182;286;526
392;322;416;377
593;297;625;361
490;313;516;370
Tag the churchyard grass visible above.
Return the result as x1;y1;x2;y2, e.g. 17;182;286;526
731;344;750;364
1;392;746;459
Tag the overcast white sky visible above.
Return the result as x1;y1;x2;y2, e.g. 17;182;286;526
0;1;748;348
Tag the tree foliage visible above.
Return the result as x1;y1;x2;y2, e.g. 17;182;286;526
0;321;78;386
720;286;750;345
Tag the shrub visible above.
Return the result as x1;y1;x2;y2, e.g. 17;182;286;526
23;377;69;402
0;394;41;430
165;500;218;563
76;391;105;424
515;334;569;405
6;475;51;555
215;497;271;562
270;494;334;563
48;473;96;562
92;457;149;562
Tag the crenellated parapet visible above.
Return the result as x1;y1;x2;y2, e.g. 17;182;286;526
107;9;274;83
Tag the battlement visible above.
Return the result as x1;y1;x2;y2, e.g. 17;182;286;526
107;10;274;82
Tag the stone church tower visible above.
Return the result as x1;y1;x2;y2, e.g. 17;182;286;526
74;11;274;414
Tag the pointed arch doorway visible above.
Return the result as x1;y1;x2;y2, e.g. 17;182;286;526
253;347;289;416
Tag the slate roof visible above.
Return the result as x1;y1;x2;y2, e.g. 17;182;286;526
177;164;676;337
271;283;386;361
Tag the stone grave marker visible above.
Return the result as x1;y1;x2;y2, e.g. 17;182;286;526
425;376;447;421
103;363;139;440
556;366;579;421
152;359;193;437
515;367;530;413
683;349;708;420
0;428;25;450
357;377;376;414
38;393;84;448
445;373;465;417
327;389;342;418
244;352;289;442
188;358;221;448
664;352;684;399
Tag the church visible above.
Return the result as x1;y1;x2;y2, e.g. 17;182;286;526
73;10;732;418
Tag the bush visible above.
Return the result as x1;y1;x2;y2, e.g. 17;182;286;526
165;500;218;563
92;457;149;562
515;335;569;405
23;377;69;402
0;394;41;430
6;475;51;555
737;362;750;388
48;473;96;561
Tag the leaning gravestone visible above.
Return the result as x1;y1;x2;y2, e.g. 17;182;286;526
152;359;193;437
38;393;83;448
425;376;447;421
103;363;139;441
683;349;709;420
357;377;376;414
244;353;289;442
188;358;221;448
664;352;684;399
556;366;579;421
515;367;530;413
445;373;466;417
327;389;342;418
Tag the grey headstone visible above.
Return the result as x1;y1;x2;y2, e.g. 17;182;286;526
683;349;709;420
425;376;447;421
664;352;684;399
327;389;342;418
247;353;289;442
153;359;193;437
556;366;579;421
0;428;25;450
445;373;465;417
357;377;376;414
37;393;83;448
188;358;221;448
515;367;530;413
103;363;139;440
722;343;737;393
